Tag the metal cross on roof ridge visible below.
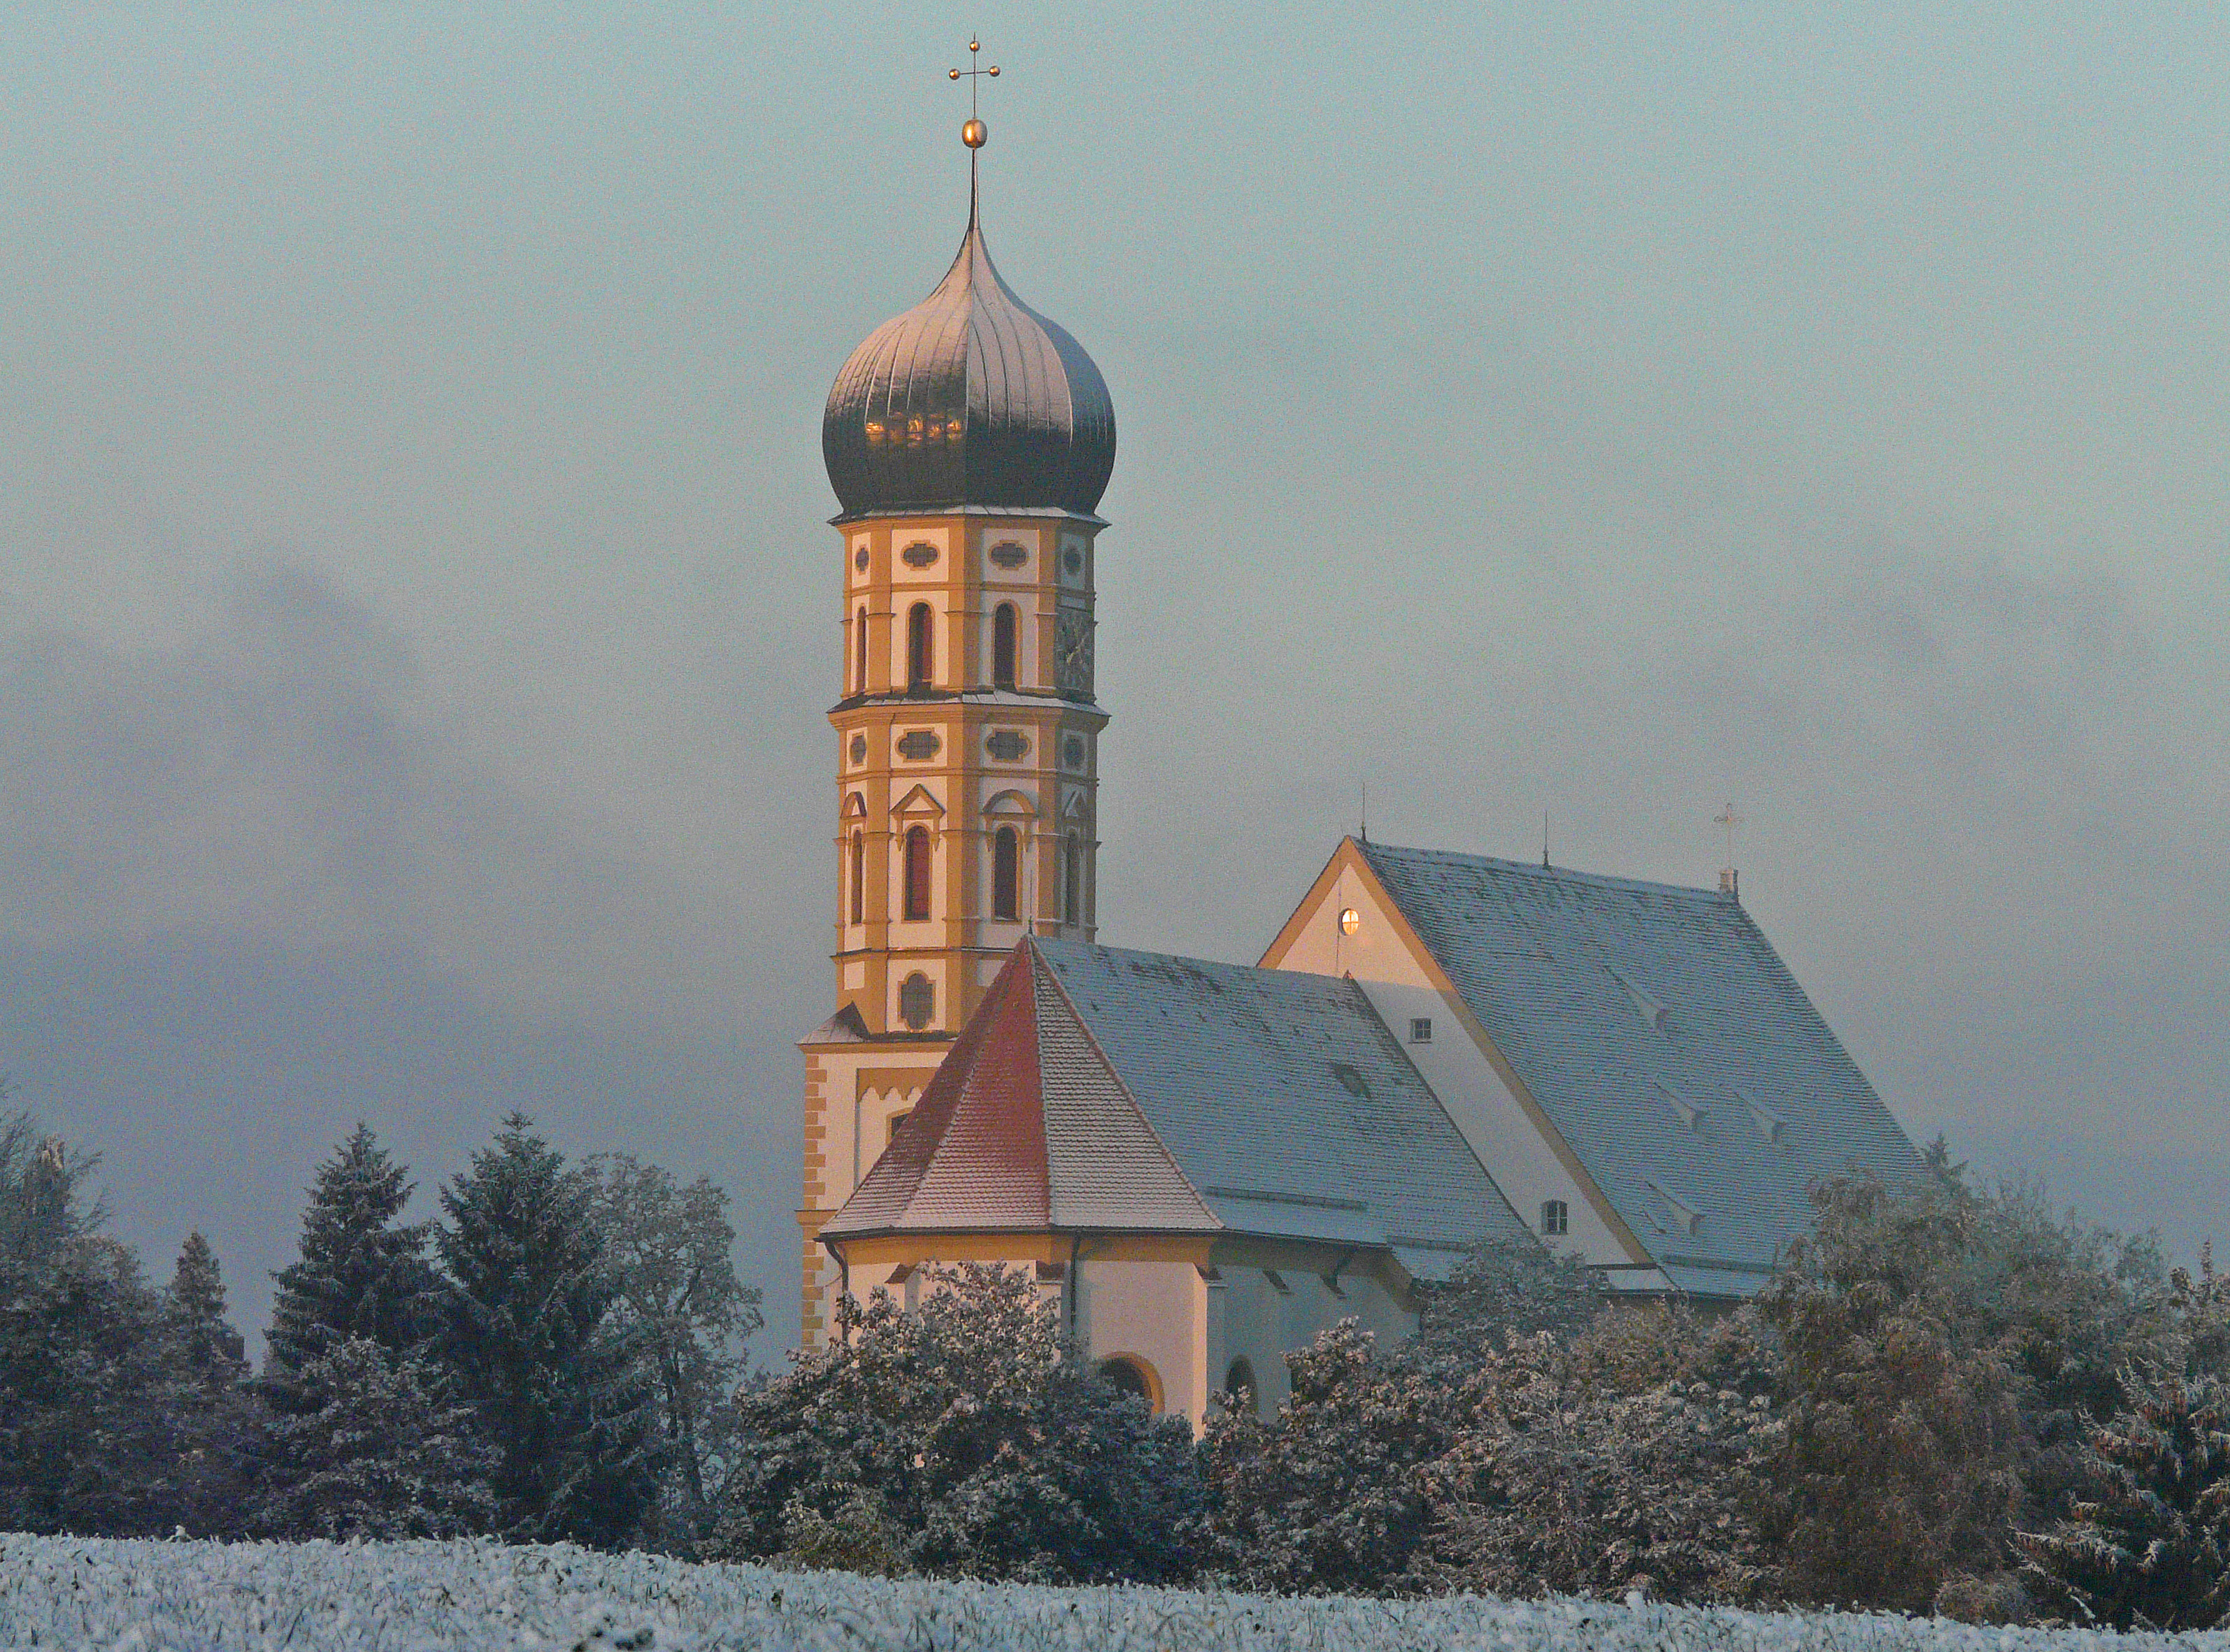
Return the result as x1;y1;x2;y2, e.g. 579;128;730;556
1715;802;1743;867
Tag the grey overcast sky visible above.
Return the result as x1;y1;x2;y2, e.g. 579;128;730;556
3;6;2225;1352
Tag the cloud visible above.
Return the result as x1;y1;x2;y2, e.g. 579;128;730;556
0;566;738;1017
0;567;799;1349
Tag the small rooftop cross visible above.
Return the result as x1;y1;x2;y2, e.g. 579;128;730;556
949;36;1000;149
1715;803;1743;897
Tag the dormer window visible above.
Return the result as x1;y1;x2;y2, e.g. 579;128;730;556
1541;1199;1568;1237
1409;1017;1433;1044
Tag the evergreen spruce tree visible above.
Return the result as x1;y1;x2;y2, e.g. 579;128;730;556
257;1339;495;1539
2021;1364;2230;1629
438;1113;654;1546
158;1230;263;1535
166;1231;247;1381
265;1124;441;1408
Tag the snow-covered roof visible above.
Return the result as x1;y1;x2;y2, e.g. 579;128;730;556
820;937;1534;1273
1354;840;1927;1288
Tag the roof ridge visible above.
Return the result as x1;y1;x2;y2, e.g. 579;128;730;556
1357;838;1729;903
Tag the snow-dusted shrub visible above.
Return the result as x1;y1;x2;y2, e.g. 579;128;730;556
1760;1174;2031;1617
1204;1298;1778;1604
2022;1257;2230;1630
1413;1327;1778;1604
1200;1319;1459;1595
1410;1238;1607;1355
715;1263;1202;1584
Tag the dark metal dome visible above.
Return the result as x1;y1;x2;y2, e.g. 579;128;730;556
823;198;1115;519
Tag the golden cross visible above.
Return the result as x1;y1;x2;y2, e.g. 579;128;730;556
949;36;999;148
1715;803;1743;868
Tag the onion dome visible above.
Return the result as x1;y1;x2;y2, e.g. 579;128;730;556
823;192;1116;520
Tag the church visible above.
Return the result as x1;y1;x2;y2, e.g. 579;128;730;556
795;102;1925;1428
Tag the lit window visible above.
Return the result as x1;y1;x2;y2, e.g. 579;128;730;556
1541;1199;1569;1237
1338;907;1361;936
993;826;1020;921
1409;1017;1432;1044
903;826;932;921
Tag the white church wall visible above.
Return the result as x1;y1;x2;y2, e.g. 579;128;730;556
1075;1258;1202;1421
1212;1262;1415;1418
1350;975;1631;1267
1270;863;1634;1272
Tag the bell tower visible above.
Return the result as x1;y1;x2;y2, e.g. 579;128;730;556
796;52;1117;1346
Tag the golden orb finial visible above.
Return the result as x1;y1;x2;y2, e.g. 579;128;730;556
962;117;988;148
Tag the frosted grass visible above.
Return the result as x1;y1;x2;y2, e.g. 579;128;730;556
1;1535;2220;1651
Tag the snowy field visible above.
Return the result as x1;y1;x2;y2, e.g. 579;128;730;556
1;1535;2222;1652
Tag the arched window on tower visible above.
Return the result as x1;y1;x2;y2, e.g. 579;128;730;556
1063;831;1081;926
906;603;933;692
848;831;864;925
855;605;868;694
992;826;1019;921
903;826;932;921
992;602;1017;690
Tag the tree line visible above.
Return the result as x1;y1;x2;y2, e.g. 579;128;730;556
708;1144;2230;1632
0;1105;758;1551
9;1102;2228;1631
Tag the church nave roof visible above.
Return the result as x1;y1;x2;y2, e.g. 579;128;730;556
818;936;1533;1276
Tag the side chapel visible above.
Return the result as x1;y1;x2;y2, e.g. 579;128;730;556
796;96;1924;1428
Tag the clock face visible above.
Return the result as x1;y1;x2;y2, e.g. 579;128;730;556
1055;610;1094;694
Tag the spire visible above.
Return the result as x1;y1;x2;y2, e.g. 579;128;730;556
950;34;997;227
